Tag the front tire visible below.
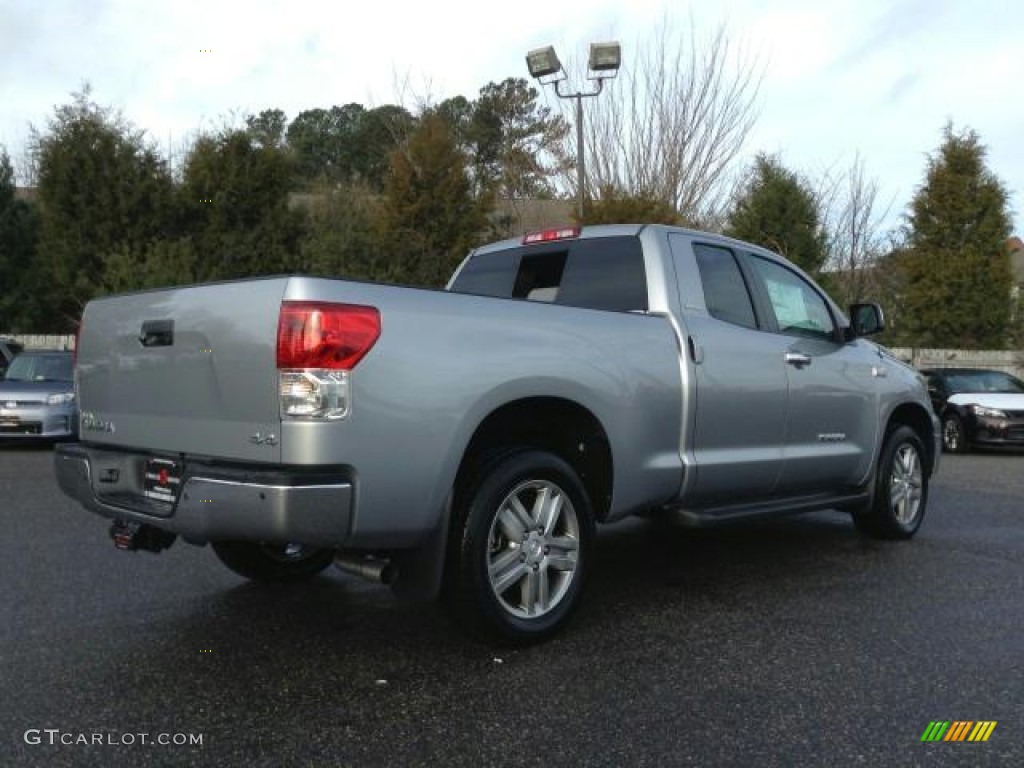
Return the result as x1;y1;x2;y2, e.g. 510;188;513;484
211;541;334;582
942;414;968;453
853;425;928;540
445;450;595;643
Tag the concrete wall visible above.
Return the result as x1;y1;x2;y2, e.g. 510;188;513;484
888;348;1024;379
2;334;76;350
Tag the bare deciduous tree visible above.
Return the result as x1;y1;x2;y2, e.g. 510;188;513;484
817;153;893;306
562;17;762;227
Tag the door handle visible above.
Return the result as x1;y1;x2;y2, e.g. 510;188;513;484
139;319;174;347
687;336;704;364
785;352;811;368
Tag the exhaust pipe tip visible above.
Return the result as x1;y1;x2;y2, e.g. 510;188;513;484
333;553;397;585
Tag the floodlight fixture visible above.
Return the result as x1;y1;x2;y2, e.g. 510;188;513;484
526;46;563;80
588;41;621;74
525;40;621;221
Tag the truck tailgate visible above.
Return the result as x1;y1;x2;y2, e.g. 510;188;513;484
76;278;289;462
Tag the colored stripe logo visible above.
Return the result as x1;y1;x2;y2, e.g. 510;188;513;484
921;721;997;742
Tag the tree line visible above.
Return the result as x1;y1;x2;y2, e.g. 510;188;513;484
0;76;570;332
0;20;1018;348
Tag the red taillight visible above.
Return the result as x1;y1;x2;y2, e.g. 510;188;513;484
522;226;580;244
276;302;381;370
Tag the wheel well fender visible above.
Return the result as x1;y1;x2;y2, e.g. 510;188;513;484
452;397;614;522
886;403;937;475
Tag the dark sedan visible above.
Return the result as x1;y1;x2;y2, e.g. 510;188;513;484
920;367;1024;453
0;350;77;440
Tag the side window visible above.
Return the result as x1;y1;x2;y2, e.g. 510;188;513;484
693;244;757;329
750;256;835;340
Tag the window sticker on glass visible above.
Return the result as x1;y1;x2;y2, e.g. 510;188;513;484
764;278;808;331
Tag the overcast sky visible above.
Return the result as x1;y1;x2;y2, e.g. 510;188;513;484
1;0;1020;233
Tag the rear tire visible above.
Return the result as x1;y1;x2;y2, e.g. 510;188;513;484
853;425;928;540
445;450;594;643
942;414;968;453
211;541;334;582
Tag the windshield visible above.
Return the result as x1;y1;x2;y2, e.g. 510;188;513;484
945;370;1024;395
3;354;74;383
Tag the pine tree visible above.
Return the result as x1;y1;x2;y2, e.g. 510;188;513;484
582;185;682;225
901;124;1012;348
725;153;827;275
0;147;42;330
30;87;177;326
378;113;489;286
180;128;305;281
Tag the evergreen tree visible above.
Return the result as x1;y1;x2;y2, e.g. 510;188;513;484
245;109;288;149
286;104;414;190
30;87;177;328
0;148;13;212
180;128;305;281
725;153;827;275
378;113;489;286
901;124;1012;348
350;105;415;190
465;78;568;199
0;147;42;330
299;181;388;282
286;104;363;184
582;185;682;226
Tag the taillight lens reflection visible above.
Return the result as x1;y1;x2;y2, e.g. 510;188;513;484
276;302;380;370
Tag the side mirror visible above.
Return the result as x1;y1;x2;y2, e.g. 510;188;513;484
847;302;885;338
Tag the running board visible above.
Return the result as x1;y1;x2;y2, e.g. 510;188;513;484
664;490;870;528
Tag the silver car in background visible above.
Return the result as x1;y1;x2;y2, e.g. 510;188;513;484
0;337;25;379
0;350;77;440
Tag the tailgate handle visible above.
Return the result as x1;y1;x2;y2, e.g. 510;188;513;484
139;319;174;347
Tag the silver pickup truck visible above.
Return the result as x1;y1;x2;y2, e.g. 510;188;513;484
55;224;940;641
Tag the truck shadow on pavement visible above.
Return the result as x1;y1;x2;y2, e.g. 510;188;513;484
100;511;880;678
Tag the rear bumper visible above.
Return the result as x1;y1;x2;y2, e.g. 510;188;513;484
54;443;354;547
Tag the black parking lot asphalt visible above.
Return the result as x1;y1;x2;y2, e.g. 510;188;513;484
1;444;1021;767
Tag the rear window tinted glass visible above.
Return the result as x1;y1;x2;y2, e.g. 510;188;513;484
449;250;520;297
451;236;647;312
513;252;568;302
556;238;647;311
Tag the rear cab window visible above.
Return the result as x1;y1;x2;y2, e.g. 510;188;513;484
450;236;648;313
693;243;758;329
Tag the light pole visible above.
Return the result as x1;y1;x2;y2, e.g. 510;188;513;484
526;42;621;222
